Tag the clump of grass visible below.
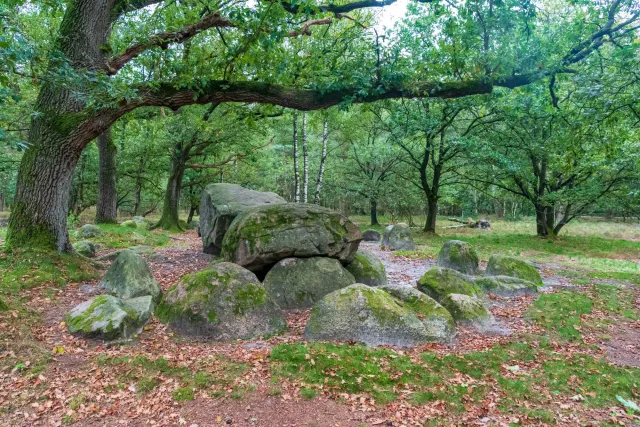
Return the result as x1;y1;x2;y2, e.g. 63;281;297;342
97;354;250;402
300;387;317;400
72;224;170;249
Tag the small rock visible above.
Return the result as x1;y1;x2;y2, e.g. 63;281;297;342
121;220;138;229
437;240;479;275
99;249;162;304
73;240;96;258
381;223;415;251
362;229;381;242
76;224;102;239
345;249;387;287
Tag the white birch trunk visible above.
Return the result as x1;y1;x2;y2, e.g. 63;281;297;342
314;118;328;205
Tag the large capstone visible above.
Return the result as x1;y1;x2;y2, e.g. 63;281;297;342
379;285;455;342
200;183;286;255
263;257;355;309
99;249;162;304
416;267;482;302
304;284;441;347
381;223;415;251
345;249;387;287
472;276;539;297
221;203;362;273
485;255;543;286
65;295;154;340
73;240;96;258
76;224;102;239
437;240;479;275
156;262;286;340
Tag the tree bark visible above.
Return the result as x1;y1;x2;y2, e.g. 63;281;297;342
424;196;438;233
314;117;328;205
95;128;118;223
302;111;309;203
293;111;300;202
0;193;4;212
155;161;186;231
132;156;145;216
155;146;187;231
370;198;379;226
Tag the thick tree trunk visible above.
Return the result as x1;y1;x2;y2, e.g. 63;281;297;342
535;206;556;237
302;112;309;203
6;0;117;251
314;118;328;205
424;196;438;233
370;198;379;226
293;111;300;203
95;128;118;223
155;156;186;231
7;137;82;251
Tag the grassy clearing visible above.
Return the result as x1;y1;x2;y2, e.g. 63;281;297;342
527;285;639;341
70;223;171;249
95;354;251;402
271;285;640;420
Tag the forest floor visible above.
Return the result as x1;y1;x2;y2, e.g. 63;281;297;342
0;220;639;426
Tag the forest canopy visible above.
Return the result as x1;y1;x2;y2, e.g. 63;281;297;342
0;0;639;250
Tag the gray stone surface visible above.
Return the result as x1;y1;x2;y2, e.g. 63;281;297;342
263;257;356;309
381;223;415;251
304;284;439;347
345;248;387;287
156;262;286;340
200;183;286;255
437;240;479;275
221;203;362;272
76;224;102;238
99;249;162;304
362;229;381;242
417;267;482;302
73;240;96;258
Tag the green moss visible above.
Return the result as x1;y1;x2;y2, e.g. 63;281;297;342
173;387;195;401
207;310;217;322
486;255;543;286
336;286;410;327
0;297;8;312
233;284;267;315
417;267;480;302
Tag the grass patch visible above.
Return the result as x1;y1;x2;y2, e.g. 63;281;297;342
527;285;639;341
96;354;250;401
271;338;640;416
71;224;170;249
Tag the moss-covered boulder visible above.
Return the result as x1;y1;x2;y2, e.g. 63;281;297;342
263;257;356;309
73;240;96;258
437;240;479;274
304;284;437;347
221;203;362;273
362;229;381;242
380;285;455;342
439;294;497;331
156;262;286;340
485;255;543;286
121;220;138;229
65;295;153;340
472;276;538;297
345;249;387;287
76;224;102;238
417;267;482;302
381;223;415;251
200;183;287;255
99;249;162;304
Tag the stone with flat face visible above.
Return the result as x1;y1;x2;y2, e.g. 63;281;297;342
221;203;362;273
200;183;286;255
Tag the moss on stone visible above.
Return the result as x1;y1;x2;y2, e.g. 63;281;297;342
417;267;481;302
345;249;387;287
485;255;543;286
440;294;490;322
121;220;137;229
233;284;268;315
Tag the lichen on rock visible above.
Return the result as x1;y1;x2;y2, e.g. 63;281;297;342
485;255;543;286
417;267;482;302
156;262;286;340
437;240;479;274
99;249;162;304
263;257;356;309
381;223;415;251
345;249;387;287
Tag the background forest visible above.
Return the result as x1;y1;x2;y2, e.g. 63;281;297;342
1;0;639;240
